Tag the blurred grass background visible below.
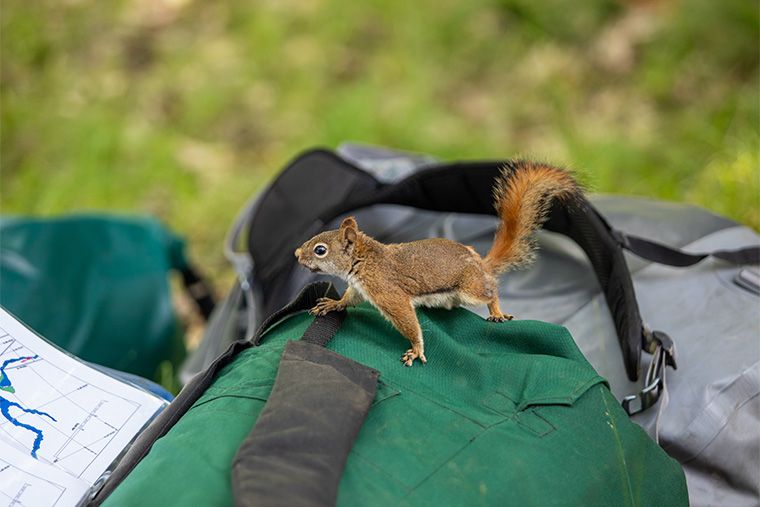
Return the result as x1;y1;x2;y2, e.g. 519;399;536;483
2;0;758;294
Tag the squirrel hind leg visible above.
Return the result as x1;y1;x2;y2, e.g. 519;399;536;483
486;298;514;322
456;270;511;319
457;271;514;322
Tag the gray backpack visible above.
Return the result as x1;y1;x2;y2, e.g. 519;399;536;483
185;144;760;506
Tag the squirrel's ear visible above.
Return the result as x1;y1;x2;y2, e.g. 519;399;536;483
340;216;358;247
340;216;358;231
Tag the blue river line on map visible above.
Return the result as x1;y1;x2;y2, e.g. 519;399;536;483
0;355;57;458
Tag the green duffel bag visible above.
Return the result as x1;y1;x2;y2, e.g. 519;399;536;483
94;282;687;507
0;214;215;379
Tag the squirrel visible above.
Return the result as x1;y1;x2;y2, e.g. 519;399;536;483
294;160;581;366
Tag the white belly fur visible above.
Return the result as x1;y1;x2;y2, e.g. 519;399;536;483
412;292;461;309
349;277;486;311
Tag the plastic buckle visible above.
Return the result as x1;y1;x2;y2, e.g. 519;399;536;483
622;376;661;416
622;330;677;416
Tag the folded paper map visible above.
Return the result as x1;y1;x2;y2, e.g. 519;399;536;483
0;307;166;507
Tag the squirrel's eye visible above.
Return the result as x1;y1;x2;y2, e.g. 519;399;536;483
313;244;328;257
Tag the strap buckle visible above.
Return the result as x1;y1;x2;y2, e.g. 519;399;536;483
622;329;677;416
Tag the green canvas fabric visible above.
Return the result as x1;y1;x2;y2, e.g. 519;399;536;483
105;303;687;506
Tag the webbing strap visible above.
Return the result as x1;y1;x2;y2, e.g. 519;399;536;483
623;330;677;424
253;282;341;345
301;309;347;347
614;230;760;267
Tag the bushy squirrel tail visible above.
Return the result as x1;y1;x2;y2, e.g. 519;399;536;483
484;160;581;274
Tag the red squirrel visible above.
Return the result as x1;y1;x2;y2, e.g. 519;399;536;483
294;160;581;366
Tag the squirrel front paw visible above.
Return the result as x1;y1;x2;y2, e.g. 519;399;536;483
309;297;344;316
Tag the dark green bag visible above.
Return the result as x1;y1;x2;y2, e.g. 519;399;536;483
99;283;687;506
0;215;214;379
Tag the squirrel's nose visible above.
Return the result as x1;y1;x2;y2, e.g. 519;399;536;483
294;248;302;259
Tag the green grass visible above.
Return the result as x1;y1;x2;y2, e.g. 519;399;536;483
2;0;758;294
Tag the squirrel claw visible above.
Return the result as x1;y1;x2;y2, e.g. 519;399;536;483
309;298;343;316
487;314;514;322
308;305;325;316
401;349;427;367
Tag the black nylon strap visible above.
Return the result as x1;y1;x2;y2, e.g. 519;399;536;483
615;230;760;267
548;203;644;381
253;281;341;345
301;309;347;347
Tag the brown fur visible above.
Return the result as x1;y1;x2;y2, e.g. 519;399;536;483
485;160;580;273
295;161;580;366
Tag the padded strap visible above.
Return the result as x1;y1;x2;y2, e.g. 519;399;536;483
248;150;752;385
614;230;760;267
548;202;644;381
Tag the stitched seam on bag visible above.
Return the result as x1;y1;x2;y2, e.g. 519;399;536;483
190;393;270;411
600;386;635;506
202;381;274;394
371;384;401;407
346;450;411;493
515;375;606;411
393;386;615;497
514;408;556;437
381;379;489;429
676;391;760;465
403;439;475;496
